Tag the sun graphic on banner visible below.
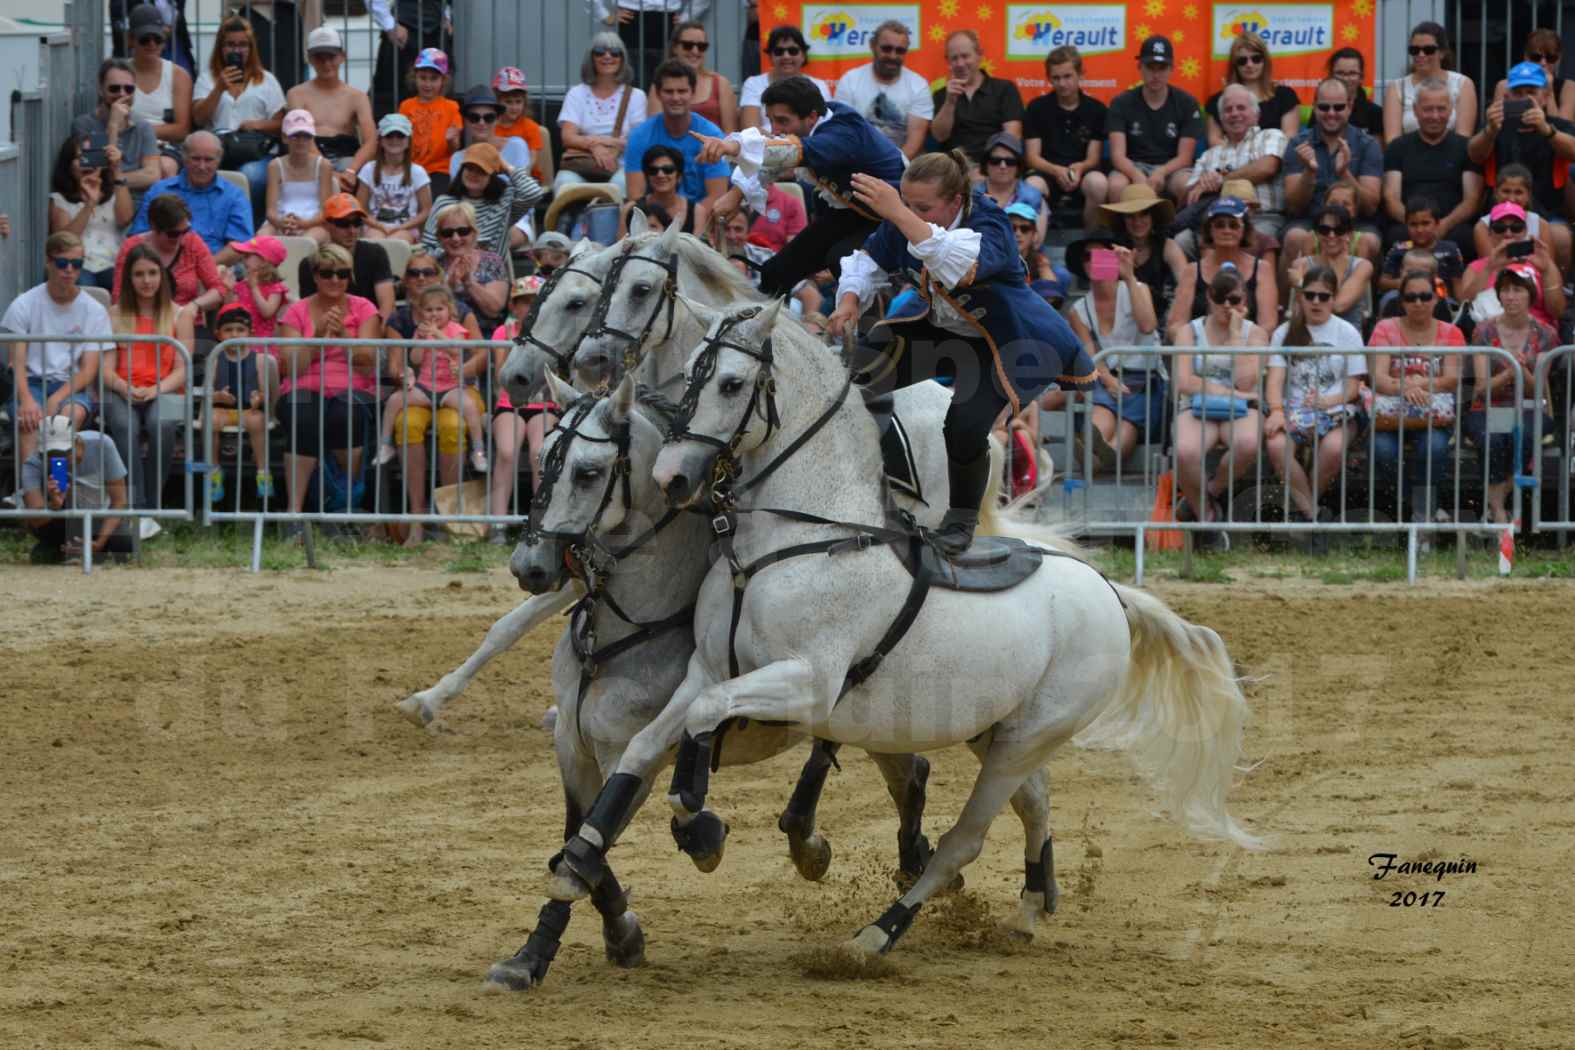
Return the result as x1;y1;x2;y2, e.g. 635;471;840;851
772;3;787;19
977;4;993;19
1145;0;1165;16
1135;23;1151;39
1341;23;1358;42
938;0;959;16
981;57;996;73
1181;57;1202;79
1173;28;1186;43
1352;0;1373;14
929;24;947;41
1183;3;1198;19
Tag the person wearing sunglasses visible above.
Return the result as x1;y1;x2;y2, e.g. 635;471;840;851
1468;61;1575;263
930;28;1024;167
111;193;227;314
428;201;510;333
274;242;383;534
1170;196;1276;332
621;144;703;237
594;0;686;88
446;85;538;189
294;194;398;324
1459;201;1566;328
1284;203;1372;330
1205;31;1301;147
739;26;830;134
1381;79;1484;260
556;33;648;192
833;20;931;159
386;247;484;343
1170;265;1267;552
2;232;110;465
1281;77;1384;277
1326;48;1384;139
695;74;907;299
1263;262;1367;547
665;21;738;134
123;5;192;179
1490;28;1575;122
622;61;730;213
978;132;1043;237
426;141;543;258
1383;20;1477;144
71;58;164;195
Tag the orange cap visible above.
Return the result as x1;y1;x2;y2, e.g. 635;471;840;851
323;193;369;221
457;142;505;176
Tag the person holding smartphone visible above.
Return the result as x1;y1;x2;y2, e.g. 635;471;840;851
1468;61;1575;236
19;416;133;564
1459;202;1565;327
1065;238;1161;471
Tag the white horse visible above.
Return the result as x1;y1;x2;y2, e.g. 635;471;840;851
484;381;937;991
544;301;1263;962
396;215;763;727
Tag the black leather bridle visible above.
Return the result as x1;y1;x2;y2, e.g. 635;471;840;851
514;262;607;380
581;241;680;374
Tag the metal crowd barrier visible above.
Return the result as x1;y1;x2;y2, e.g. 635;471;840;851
2;333;196;574
1062;345;1527;585
1531;345;1575;537
201;337;536;571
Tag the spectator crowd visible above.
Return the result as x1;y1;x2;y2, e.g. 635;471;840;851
5;9;1575;561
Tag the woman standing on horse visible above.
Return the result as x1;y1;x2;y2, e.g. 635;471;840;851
827;149;1104;555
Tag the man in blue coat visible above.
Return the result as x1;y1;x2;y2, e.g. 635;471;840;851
696;76;908;297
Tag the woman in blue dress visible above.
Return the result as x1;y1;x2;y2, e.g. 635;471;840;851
827;149;1106;555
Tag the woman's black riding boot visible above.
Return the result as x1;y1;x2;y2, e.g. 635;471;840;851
933;450;992;556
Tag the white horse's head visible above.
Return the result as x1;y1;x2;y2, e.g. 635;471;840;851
499;237;619;404
652;299;786;508
572;215;685;389
510;372;665;593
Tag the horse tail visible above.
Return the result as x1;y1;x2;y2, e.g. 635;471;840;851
977;437;1084;557
1076;583;1265;851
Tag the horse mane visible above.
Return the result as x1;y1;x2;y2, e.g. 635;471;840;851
635;385;682;425
670;233;764;303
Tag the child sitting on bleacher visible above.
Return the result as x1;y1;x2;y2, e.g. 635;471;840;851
375;285;489;474
229;235;290;343
206;305;282;503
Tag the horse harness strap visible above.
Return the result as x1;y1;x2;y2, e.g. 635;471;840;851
569;591;695;703
585;243;679;362
517;263;605;378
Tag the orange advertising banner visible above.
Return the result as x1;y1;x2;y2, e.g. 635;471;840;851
773;1;1376;105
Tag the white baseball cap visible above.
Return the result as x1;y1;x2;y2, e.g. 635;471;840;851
306;26;343;54
43;415;76;454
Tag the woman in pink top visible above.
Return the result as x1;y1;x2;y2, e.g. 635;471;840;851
1457;202;1567;327
376;284;489;476
273;242;383;527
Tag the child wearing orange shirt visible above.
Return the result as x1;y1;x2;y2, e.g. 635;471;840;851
399;48;463;191
492;67;554;185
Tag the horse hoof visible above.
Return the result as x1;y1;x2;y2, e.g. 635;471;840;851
546;869;591;902
483;954;545;992
849;925;892;958
788;832;832;882
672;811;728;873
603;911;646;969
396;694;436;727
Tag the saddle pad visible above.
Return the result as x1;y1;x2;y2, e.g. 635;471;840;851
915;535;1044;592
879;407;923;501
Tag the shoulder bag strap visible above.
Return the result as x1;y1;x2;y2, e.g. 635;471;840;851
613;85;633;138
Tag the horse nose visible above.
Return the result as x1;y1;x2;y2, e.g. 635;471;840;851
515;562;552;593
662;471;692;506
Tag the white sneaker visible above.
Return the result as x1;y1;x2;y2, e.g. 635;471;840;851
0;492;17;508
374;442;397;466
470;449;490;474
139;518;163;540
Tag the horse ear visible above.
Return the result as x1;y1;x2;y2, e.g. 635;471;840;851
627;207;650;238
657;210;684;254
568;238;594;260
677;293;719;327
608;373;637;423
543;368;578;408
751;297;786;335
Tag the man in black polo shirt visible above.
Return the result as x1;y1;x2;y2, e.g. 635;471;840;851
1382;79;1484;256
1106;36;1202;204
1023;44;1109;228
299;194;398;321
930;28;1023;167
1467;61;1575;268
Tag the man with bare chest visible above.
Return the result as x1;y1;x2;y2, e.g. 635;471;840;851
286;26;377;192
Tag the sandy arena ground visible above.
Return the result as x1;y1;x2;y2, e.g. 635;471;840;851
1;564;1572;1049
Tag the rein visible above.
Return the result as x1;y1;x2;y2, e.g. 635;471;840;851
515;262;605;379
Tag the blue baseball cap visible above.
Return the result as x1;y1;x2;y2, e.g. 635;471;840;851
1005;202;1038;224
1205;195;1250;220
1507;61;1549;90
